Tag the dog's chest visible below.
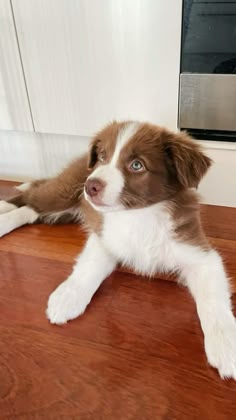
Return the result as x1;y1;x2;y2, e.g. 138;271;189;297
101;205;176;275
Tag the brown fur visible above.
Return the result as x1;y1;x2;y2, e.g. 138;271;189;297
162;129;212;188
117;123;180;208
88;121;126;169
7;121;212;245
7;155;103;233
80;198;103;233
11;155;89;213
168;189;210;249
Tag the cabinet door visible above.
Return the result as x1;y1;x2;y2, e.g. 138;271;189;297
0;0;33;131
12;0;182;136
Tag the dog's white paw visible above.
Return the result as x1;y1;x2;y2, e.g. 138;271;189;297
0;200;16;215
0;213;12;237
46;278;90;325
0;206;38;237
15;182;31;192
205;318;236;380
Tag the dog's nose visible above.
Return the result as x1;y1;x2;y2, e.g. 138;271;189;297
85;178;105;197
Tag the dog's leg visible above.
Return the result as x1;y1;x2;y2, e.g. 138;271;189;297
0;155;89;234
15;182;32;192
0;182;30;214
0;201;18;214
46;233;116;324
0;182;43;236
0;206;39;237
179;247;236;379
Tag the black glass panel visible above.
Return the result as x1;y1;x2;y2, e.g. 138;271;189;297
181;1;236;74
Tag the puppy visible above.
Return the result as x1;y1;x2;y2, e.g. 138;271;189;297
1;121;236;380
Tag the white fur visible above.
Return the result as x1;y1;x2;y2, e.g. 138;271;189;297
43;208;82;224
0;200;17;214
16;182;32;192
86;122;140;210
110;121;140;165
46;233;116;324
0;206;38;237
86;164;124;210
180;249;236;379
102;203;174;276
47;201;236;379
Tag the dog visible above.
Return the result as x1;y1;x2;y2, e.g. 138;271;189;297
0;121;236;380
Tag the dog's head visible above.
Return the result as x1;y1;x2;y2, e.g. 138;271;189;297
84;121;212;212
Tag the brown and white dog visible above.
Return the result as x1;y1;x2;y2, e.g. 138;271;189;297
1;121;236;379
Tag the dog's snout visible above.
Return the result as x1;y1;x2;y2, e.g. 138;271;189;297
85;178;105;197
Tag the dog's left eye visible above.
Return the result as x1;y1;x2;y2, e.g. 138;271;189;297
98;152;105;162
129;160;144;172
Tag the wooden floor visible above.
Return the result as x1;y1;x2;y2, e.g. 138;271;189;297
0;181;236;419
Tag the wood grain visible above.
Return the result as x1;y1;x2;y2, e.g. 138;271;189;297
0;181;236;418
201;204;236;240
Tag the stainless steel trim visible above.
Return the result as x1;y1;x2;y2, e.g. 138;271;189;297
179;74;236;131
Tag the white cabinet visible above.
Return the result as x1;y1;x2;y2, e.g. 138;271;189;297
12;0;182;136
0;0;33;131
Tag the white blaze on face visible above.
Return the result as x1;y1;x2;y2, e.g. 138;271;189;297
87;122;140;210
110;121;140;166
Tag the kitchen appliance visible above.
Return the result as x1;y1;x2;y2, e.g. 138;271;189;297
179;0;236;141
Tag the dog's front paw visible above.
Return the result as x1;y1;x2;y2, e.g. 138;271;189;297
0;200;16;215
46;279;90;325
0;212;12;237
205;318;236;380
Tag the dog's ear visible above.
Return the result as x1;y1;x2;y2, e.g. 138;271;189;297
163;130;212;188
88;139;101;169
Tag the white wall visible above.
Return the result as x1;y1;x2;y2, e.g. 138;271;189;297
0;130;89;181
12;0;182;135
0;0;33;131
198;141;236;207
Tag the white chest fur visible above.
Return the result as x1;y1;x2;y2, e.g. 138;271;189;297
101;203;177;276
